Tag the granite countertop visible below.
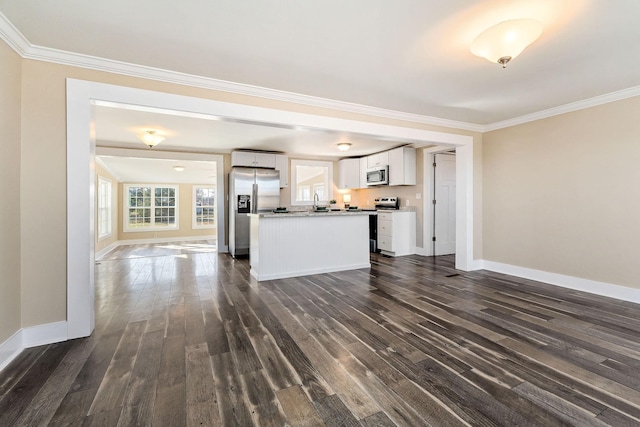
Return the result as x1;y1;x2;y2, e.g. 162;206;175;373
252;209;377;218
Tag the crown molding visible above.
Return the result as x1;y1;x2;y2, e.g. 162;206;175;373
2;11;638;135
0;11;483;134
483;85;640;132
0;11;29;55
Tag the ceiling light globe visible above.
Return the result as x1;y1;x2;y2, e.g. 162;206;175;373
337;142;351;151
137;130;166;148
470;19;543;67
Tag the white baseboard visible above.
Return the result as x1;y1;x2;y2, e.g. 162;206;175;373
0;321;68;373
0;329;23;372
481;260;640;304
251;262;371;281
95;241;119;259
115;235;217;246
23;321;68;348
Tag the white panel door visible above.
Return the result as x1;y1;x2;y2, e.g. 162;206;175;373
434;153;456;255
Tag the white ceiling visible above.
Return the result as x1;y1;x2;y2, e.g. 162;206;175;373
97;156;217;184
93;103;403;158
2;0;640;178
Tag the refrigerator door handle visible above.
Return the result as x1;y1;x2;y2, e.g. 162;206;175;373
251;183;258;214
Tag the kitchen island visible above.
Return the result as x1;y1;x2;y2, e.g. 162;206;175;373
248;210;374;281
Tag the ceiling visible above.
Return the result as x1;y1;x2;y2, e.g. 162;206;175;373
93;103;402;158
96;156;217;185
2;0;640;176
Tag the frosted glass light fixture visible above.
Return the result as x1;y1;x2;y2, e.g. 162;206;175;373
470;19;543;68
137;130;165;148
173;165;185;172
337;142;351;151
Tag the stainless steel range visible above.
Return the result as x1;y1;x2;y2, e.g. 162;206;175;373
368;197;399;252
374;196;400;210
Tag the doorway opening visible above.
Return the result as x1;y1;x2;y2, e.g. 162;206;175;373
67;79;475;340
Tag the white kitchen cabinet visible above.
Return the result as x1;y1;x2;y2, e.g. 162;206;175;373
231;151;276;168
275;154;289;188
367;151;389;168
377;210;416;257
359;157;368;188
388;146;416;186
338;158;360;189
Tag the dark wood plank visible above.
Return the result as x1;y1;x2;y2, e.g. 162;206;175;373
13;338;95;426
116;330;164;427
276;384;325;426
211;351;253;426
2;245;640;427
185;342;219;426
0;341;73;425
87;320;147;416
242;369;289;426
314;394;361;427
152;334;186;427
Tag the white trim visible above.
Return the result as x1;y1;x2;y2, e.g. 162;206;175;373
95;156;121;181
192;185;217;230
290;159;334;206
95;241;119;260
0;329;23;372
2;11;639;135
0;12;481;134
97;175;113;240
0;321;69;373
484;86;640;132
0;11;30;55
66;79;475;339
122;184;180;233
110;235;217;247
23;321;68;348
251;262;371;282
481;260;640;304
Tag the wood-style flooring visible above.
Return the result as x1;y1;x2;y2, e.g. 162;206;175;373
1;242;640;426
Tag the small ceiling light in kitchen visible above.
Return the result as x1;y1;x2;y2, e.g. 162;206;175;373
137;130;165;148
470;19;543;68
173;165;185;172
337;142;351;152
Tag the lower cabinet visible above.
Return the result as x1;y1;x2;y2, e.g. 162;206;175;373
377;211;416;257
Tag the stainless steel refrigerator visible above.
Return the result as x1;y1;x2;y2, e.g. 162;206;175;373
229;167;280;257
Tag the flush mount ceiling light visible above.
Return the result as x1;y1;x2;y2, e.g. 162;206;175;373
137;130;166;148
337;142;352;152
470;19;543;68
173;165;185;172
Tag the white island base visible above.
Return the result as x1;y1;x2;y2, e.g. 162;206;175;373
249;212;371;281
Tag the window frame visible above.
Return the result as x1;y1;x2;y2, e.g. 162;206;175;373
97;176;112;240
123;184;179;232
192;185;216;229
290;159;334;206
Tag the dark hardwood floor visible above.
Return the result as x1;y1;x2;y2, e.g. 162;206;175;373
2;242;640;426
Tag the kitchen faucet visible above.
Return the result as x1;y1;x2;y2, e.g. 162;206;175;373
313;192;319;208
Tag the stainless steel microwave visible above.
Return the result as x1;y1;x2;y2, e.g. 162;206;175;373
366;166;389;186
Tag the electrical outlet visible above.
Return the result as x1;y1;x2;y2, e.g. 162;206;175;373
406;199;410;206
153;232;158;238
416;193;421;200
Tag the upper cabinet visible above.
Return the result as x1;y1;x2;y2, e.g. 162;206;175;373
231;151;276;168
388;147;416;186
338;158;360;189
359;157;368;188
340;146;416;189
275;154;289;188
367;151;389;168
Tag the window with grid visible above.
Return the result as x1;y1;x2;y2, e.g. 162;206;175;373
124;185;178;231
97;176;112;239
193;186;216;229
